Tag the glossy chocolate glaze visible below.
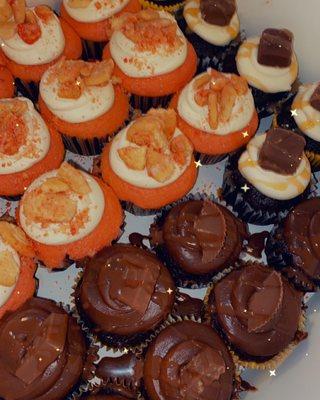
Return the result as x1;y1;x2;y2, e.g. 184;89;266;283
0;297;87;400
209;263;303;360
246;231;269;259
77;245;175;337
173;292;204;320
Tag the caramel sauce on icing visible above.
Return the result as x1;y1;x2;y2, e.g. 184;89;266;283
300;120;320;131
184;7;200;29
227;25;237;37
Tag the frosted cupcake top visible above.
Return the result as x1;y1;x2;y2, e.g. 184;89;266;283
184;0;240;46
236;28;298;93
109;108;193;189
40;58;116;124
109;9;188;78
0;98;50;175
178;68;255;135
19;163;105;245
238;128;311;200
62;0;130;23
0;3;65;66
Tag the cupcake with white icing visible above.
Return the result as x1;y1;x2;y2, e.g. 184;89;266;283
101;108;197;215
0;1;82;98
18;162;123;269
102;9;197;112
0;97;64;198
181;0;243;72
222;127;312;225
236;28;299;117
39;58;130;155
277;82;320;171
170;68;259;164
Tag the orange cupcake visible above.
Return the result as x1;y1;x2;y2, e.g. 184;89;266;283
101;108;198;215
39;58;129;156
0;1;82;98
0;97;64;198
0;221;36;320
103;9;197;112
0;66;14;98
170;68;259;164
18;162;123;269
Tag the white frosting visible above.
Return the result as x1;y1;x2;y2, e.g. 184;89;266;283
0;98;50;175
236;36;298;93
109;124;191;189
177;70;255;135
0;239;20;308
183;0;239;46
238;133;311;200
0;9;65;66
109;11;187;78
40;66;115;123
19;170;105;245
293;82;320;142
63;0;130;23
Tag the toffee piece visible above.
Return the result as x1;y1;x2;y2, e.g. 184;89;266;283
310;83;320;112
200;0;236;26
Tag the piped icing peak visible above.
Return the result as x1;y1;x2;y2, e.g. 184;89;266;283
310;83;320;112
258;28;293;68
200;0;236;26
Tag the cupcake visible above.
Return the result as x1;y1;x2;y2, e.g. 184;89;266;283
39;58;129;156
0;2;82;99
265;198;320;292
236;28;298;117
170;68;259;164
0;297;90;400
277;82;320;171
103;9;197;112
101;108;197;215
0;221;36;319
181;0;242;72
0;65;14;98
60;0;141;59
150;199;248;287
18;162;123;269
0;97;65;199
206;262;306;369
222;127;312;225
75;244;175;349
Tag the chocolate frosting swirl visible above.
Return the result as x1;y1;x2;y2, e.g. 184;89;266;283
200;0;236;26
0;298;87;400
77;245;175;336
284;198;320;281
210;263;302;359
144;321;235;400
154;200;247;275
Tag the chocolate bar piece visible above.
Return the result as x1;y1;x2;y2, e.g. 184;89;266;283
200;0;236;26
258;28;293;68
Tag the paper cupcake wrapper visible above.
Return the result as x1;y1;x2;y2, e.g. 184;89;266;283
122;201;160;216
139;0;184;13
130;94;173;113
82;40;106;61
197;152;228;165
15;79;39;102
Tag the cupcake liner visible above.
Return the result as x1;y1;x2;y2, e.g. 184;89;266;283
0;194;22;202
82;40;106;61
197;152;228;165
62;134;111;156
140;0;185;14
130;94;173;113
122;201;160;216
15;79;39;102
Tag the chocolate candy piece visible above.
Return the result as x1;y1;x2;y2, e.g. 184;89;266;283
200;0;236;26
258;28;293;68
310;83;320;111
258;128;306;175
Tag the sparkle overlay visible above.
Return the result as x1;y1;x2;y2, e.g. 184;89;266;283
269;370;277;377
242;131;249;138
291;109;298;117
195;160;202;168
241;184;250;193
166;288;173;295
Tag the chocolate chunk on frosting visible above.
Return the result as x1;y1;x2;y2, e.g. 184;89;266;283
258;28;293;67
200;0;236;26
258;128;306;175
310;83;320;111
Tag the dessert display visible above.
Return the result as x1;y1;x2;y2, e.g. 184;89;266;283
0;97;65;198
222;127;312;225
0;65;14;98
150;199;248;287
206;262;306;368
18;162;123;269
235;28;298;117
266;198;320;292
39;58;129;155
170;68;259;163
101;108;197;214
102;9;197;111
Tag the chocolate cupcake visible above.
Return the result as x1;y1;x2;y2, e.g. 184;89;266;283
150;199;248;288
206;262;306;369
277;82;320;171
180;0;243;72
266;198;320;292
235;28;299;117
0;297;91;400
222;127;312;225
75;244;175;350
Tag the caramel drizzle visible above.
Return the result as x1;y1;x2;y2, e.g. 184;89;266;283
293;94;320;132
